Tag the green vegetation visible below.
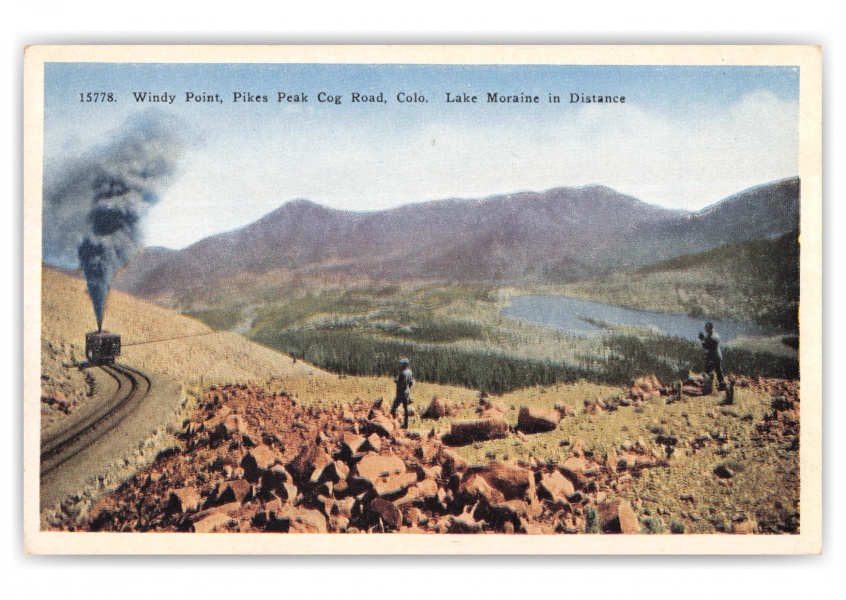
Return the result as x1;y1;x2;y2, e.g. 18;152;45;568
561;230;800;333
254;327;592;395
585;507;600;534
641;517;665;534
176;255;798;394
670;520;685;534
184;308;243;331
599;334;798;384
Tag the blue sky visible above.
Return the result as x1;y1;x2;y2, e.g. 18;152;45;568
44;63;800;249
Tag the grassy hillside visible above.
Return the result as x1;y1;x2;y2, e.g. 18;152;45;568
41;267;329;386
560;231;799;333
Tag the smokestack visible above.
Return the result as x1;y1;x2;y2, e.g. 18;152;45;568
42;111;187;328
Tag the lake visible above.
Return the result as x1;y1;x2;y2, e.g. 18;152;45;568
501;295;767;343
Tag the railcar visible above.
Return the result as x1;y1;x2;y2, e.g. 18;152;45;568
85;330;121;365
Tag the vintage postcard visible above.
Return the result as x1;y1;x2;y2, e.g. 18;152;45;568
23;45;822;554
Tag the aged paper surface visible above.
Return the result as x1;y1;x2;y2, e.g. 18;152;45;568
23;45;822;554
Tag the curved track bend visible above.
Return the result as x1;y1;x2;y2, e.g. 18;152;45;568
40;363;151;479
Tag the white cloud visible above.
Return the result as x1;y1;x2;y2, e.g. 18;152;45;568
141;91;798;248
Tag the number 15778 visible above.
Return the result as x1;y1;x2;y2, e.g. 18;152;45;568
79;92;115;103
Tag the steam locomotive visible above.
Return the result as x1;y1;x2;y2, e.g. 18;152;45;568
85;330;121;365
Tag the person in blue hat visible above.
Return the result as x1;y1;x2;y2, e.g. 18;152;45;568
391;358;414;428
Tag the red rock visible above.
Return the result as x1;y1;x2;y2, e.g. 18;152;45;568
343;433;367;456
355;453;405;481
222;414;247;435
277;506;327;534
448;512;483;534
192;511;234;533
598;499;640;534
417;464;443;482
557;464;588;490
478;407;504;419
606;448;618;474
447;417;509;444
365;413;396;437
469;463;535;501
365;432;382;453
422;397;454;419
368;498;402;531
352;453;415;496
261;465;294;492
334;497;356;518
618;500;639;534
241;444;283;482
215;501;244;516
415;442;439;463
414;478;440;499
168;488;201;513
584;403;604;415
373;472;417;497
562;456;589;472
308;451;333;485
287;441;330;483
732;519;759;534
438;448;468;475
458;474;506;504
517;406;561;433
202;406;232;431
538;471;575;502
218;479;253;504
182;421;202;437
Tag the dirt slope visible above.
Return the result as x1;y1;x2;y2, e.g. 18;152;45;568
42;267;328;392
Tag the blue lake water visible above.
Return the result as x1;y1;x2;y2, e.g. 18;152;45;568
501;295;767;343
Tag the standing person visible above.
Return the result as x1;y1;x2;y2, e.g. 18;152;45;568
391;358;414;428
698;322;726;391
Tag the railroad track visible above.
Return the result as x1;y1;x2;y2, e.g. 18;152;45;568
40;363;151;478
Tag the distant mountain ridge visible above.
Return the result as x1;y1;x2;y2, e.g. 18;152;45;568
112;177;799;299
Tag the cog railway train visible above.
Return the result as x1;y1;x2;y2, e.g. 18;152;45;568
85;330;122;365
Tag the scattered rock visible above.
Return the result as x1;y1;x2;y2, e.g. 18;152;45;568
444;417;509;445
516;406;561;433
192;511;234;533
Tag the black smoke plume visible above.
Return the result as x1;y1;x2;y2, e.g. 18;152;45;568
43;112;187;330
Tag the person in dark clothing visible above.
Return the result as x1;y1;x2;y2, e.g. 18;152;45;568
698;322;726;391
391;358;414;428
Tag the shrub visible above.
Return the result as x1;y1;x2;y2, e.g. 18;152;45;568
670;520;685;534
642;517;665;534
585;507;600;534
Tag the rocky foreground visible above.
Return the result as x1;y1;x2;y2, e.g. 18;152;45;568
79;374;799;535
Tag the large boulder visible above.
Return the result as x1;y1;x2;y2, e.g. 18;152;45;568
365;413;396;437
444;417;509;445
167;487;201;514
598;499;640;534
458;473;506;505
465;463;535;502
516;406;561;433
241;444;283;483
367;498;403;531
287;441;331;485
192;511;234;533
353;452;416;497
422;397;457;420
277;506;328;534
217;479;253;504
537;471;575;502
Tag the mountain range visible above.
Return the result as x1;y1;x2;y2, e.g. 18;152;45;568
112;177;800;299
